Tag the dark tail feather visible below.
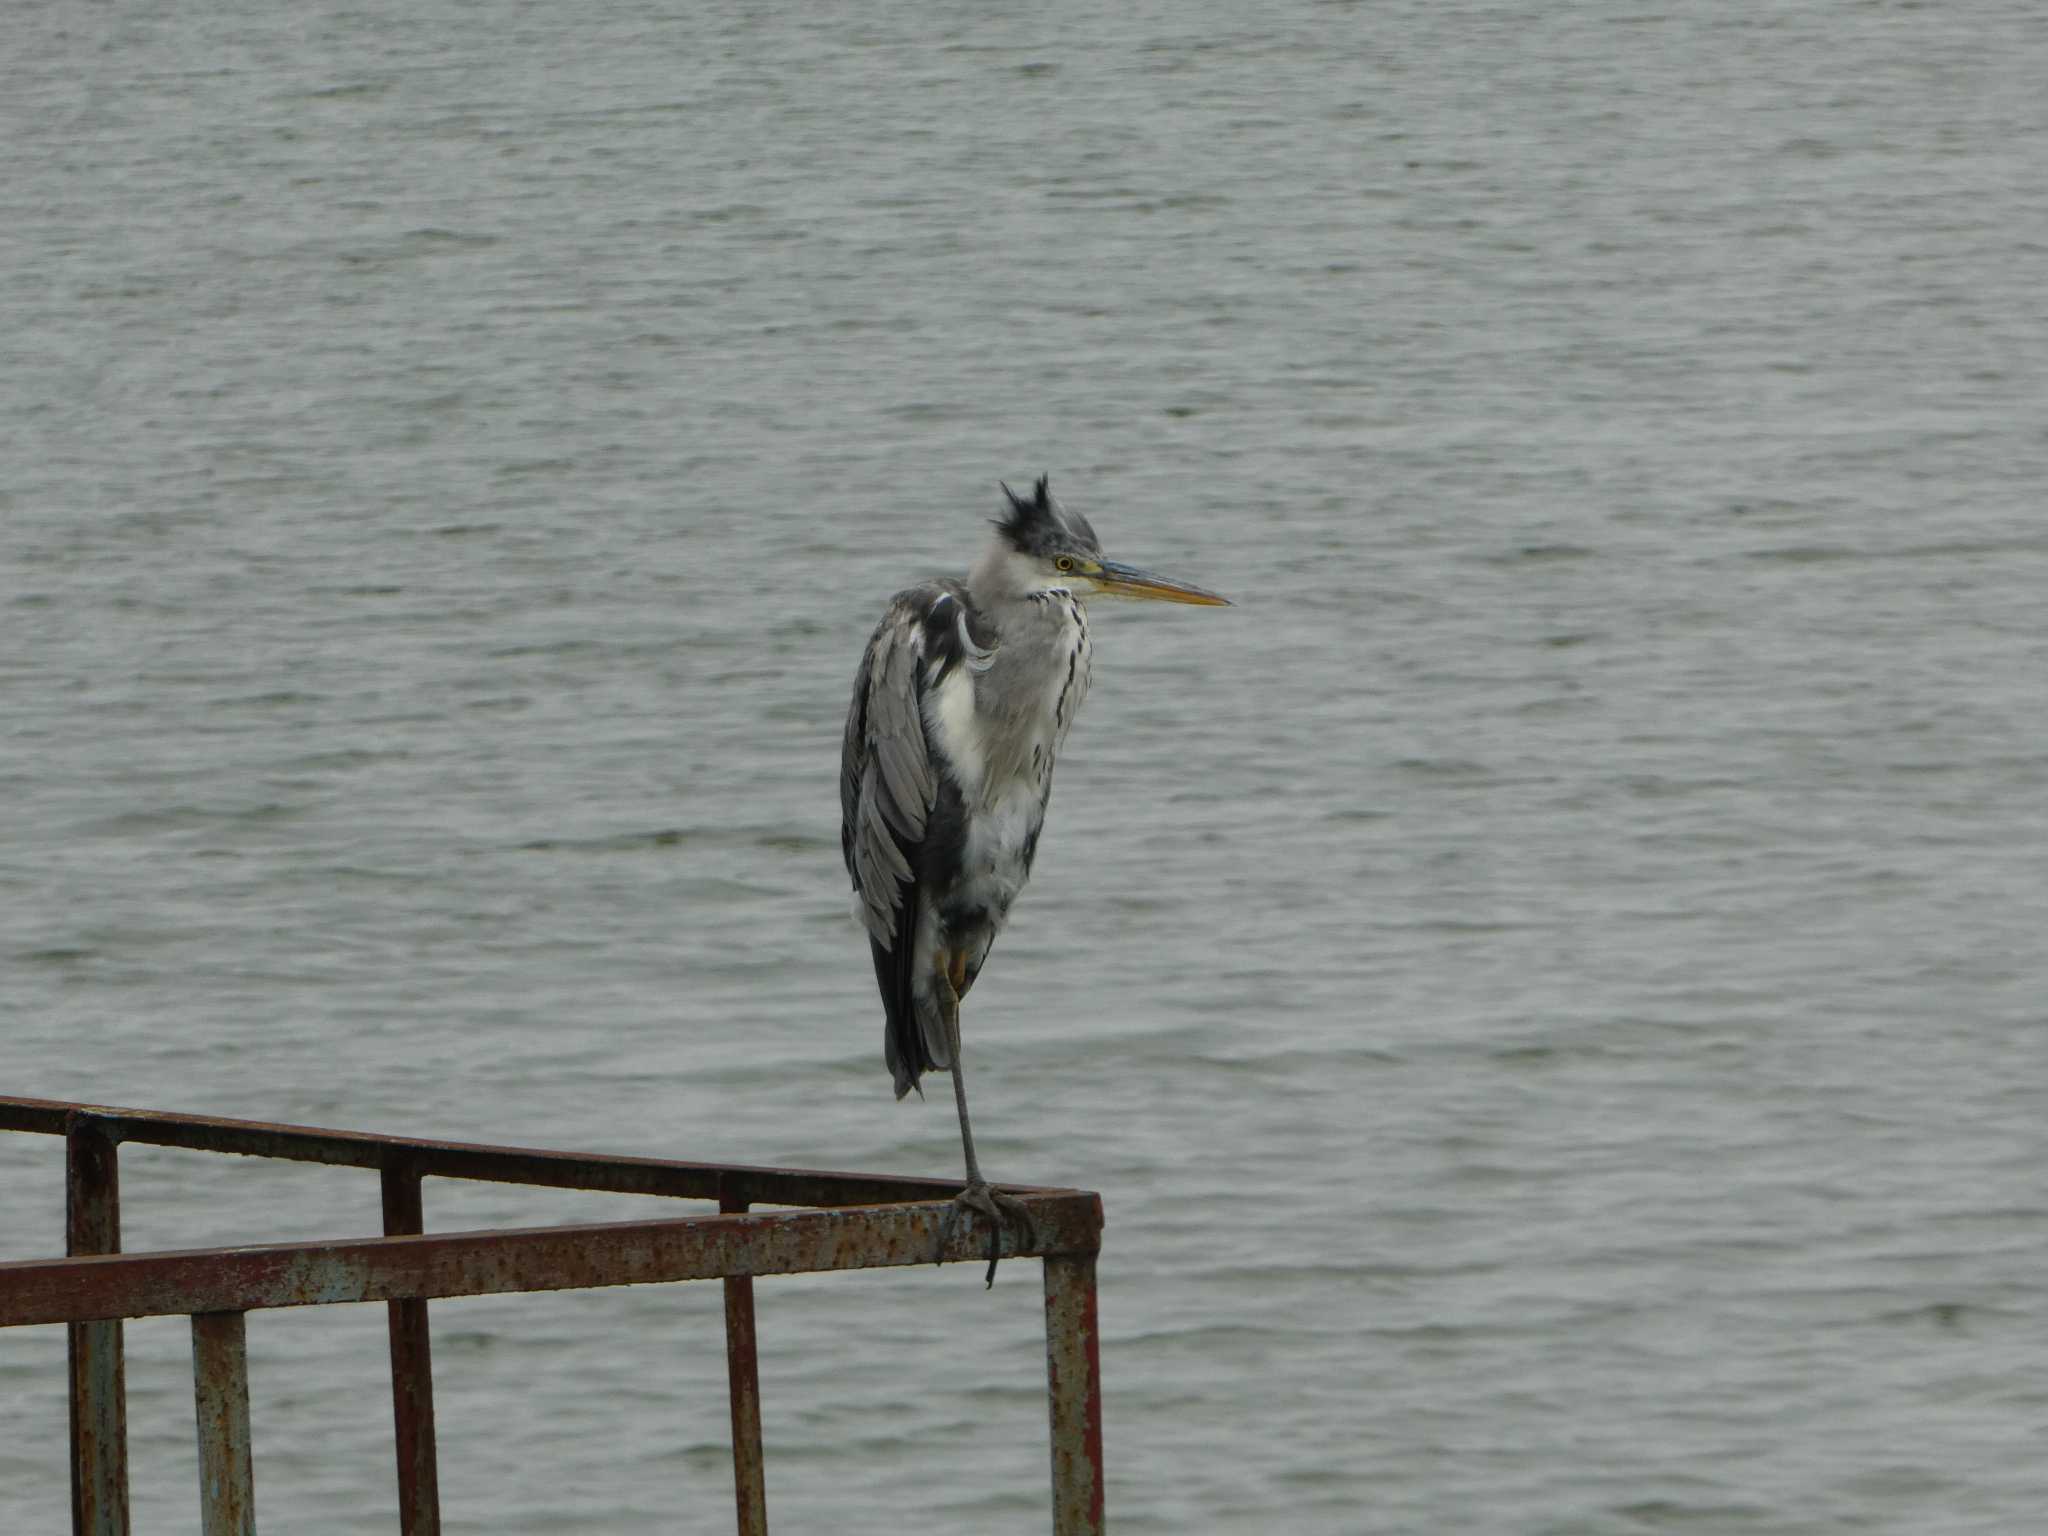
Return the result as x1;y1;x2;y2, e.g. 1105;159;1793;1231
875;888;930;1099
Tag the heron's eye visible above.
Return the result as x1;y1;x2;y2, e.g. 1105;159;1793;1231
1054;556;1074;573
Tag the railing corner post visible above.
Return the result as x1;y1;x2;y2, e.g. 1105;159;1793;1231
1043;1251;1105;1536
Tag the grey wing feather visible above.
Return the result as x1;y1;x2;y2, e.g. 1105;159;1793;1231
841;589;943;947
842;583;996;1096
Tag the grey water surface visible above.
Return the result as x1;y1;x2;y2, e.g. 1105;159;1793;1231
6;1;2048;1531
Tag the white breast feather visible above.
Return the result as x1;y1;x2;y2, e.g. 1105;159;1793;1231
923;667;983;797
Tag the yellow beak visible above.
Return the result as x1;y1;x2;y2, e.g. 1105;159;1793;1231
1091;559;1231;606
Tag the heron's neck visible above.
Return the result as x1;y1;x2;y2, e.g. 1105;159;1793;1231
966;540;1040;614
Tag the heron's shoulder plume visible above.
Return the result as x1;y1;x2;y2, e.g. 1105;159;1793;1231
993;474;1101;558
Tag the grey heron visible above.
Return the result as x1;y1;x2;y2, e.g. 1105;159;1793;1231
840;476;1228;1281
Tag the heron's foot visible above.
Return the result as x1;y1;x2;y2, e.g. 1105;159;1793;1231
938;1180;1039;1288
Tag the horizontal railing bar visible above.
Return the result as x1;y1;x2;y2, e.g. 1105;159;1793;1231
0;1096;1059;1209
0;1195;1105;1328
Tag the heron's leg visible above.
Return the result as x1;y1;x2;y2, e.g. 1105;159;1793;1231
934;948;1038;1285
936;953;986;1189
942;949;984;1183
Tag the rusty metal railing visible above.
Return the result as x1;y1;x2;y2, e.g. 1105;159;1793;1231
0;1096;1107;1536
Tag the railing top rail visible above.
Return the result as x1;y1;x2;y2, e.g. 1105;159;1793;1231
0;1095;1074;1210
0;1193;1105;1328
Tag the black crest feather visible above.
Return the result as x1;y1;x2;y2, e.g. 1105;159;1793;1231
994;474;1101;558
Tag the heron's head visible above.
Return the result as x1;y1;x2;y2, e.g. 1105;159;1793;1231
983;476;1230;607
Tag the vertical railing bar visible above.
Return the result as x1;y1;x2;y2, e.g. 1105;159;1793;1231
1042;1254;1106;1536
719;1188;768;1536
381;1161;442;1536
191;1311;256;1536
66;1112;131;1536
